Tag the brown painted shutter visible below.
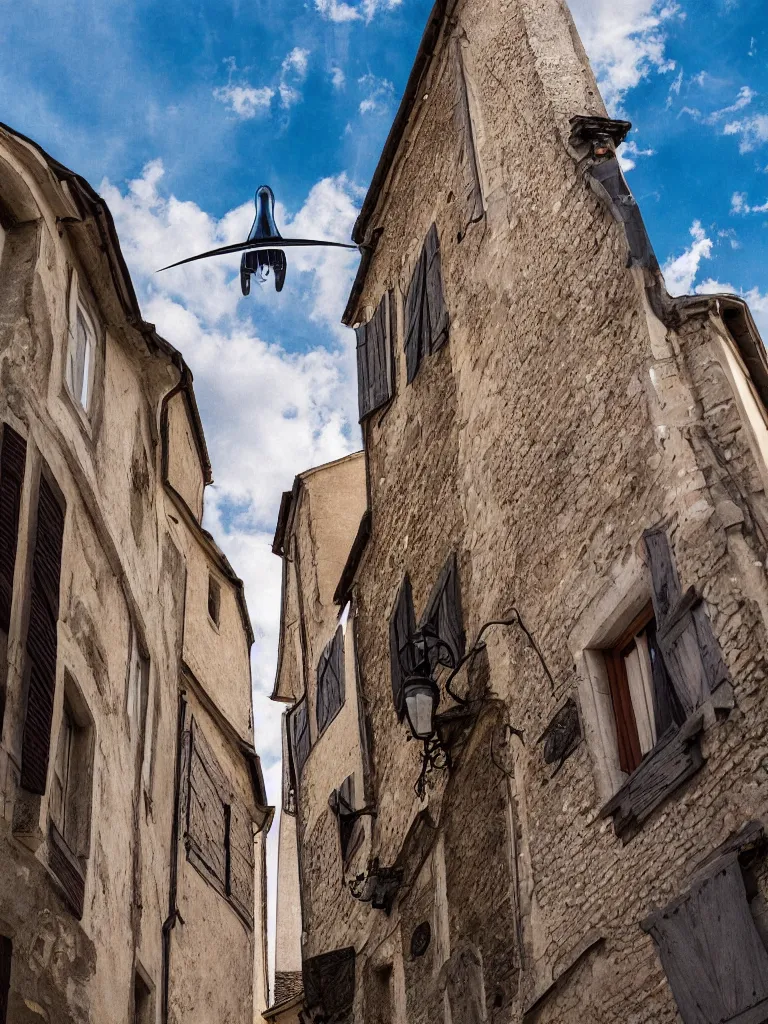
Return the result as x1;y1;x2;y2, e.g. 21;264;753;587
228;800;254;926
21;473;65;795
316;626;345;735
642;857;768;1024
424;223;449;353
356;294;393;421
644;529;729;719
290;699;311;782
186;719;227;887
0;936;11;1024
404;248;427;384
0;426;26;636
390;575;417;721
421;552;465;668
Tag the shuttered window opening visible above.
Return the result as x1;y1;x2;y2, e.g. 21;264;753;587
420;552;465;670
642;856;768;1024
289;699;311;784
356;292;394;421
390;575;418;722
184;716;254;927
21;471;66;795
0;425;26;731
404;223;450;384
316;626;345;736
303;947;356;1022
329;774;361;863
0;935;11;1024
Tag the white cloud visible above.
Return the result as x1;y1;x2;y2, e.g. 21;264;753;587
662;220;713;295
314;0;401;22
568;0;681;113
358;73;395;115
724;113;768;153
213;83;275;119
731;191;768;214
665;67;684;108
331;66;346;90
704;85;756;123
282;47;310;79
617;139;655;171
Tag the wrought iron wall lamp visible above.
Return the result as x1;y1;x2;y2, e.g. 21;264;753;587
400;612;554;797
157;185;359;295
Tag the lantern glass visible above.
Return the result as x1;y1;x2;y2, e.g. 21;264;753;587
404;678;439;741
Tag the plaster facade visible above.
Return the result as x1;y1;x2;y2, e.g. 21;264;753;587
270;0;768;1022
0;123;271;1024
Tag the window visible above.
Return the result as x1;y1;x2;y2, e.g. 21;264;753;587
21;467;66;795
48;678;94;920
184;717;254;927
0;936;11;1024
389;575;417;722
133;970;154;1024
66;304;95;415
304;947;356;1021
0;424;27;730
356;292;394;421
288;699;311;785
207;575;221;627
126;624;149;738
603;604;680;776
404;223;449;384
329;774;362;864
316;626;345;735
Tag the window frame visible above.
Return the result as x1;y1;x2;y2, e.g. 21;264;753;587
207;575;221;629
62;266;105;438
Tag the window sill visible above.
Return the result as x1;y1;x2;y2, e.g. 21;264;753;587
47;823;86;919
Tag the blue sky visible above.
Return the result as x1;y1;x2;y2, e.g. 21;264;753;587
3;0;766;971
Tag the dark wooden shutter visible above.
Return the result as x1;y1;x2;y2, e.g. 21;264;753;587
644;529;729;719
303;947;356;1020
337;774;357;860
589;157;655;269
186;719;227;887
390;575;417;721
48;823;85;919
0;936;11;1024
0;425;26;636
404;249;427;384
424;224;449;353
421;553;465;668
21;473;65;795
356;294;393;421
453;41;484;226
316;626;345;735
290;699;311;782
228;800;254;926
642;856;768;1024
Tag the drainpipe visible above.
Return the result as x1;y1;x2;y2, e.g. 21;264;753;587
161;691;187;1024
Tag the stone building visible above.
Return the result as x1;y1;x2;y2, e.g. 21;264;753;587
0;122;271;1024
269;0;768;1022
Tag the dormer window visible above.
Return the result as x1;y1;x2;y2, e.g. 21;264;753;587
66;304;95;415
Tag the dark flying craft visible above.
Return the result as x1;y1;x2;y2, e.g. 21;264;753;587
157;185;358;295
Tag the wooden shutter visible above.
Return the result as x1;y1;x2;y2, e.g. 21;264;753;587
228;799;254;926
303;947;356;1019
0;425;26;636
21;473;65;795
421;553;465;668
390;575;417;721
588;157;655;269
186;719;227;887
642;856;768;1024
424;223;449;353
644;529;729;718
290;700;311;782
356;294;393;421
404;248;427;384
316;626;345;735
335;774;357;860
0;936;11;1024
452;40;484;227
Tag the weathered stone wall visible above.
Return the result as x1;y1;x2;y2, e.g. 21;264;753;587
0;125;266;1024
282;0;768;1020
